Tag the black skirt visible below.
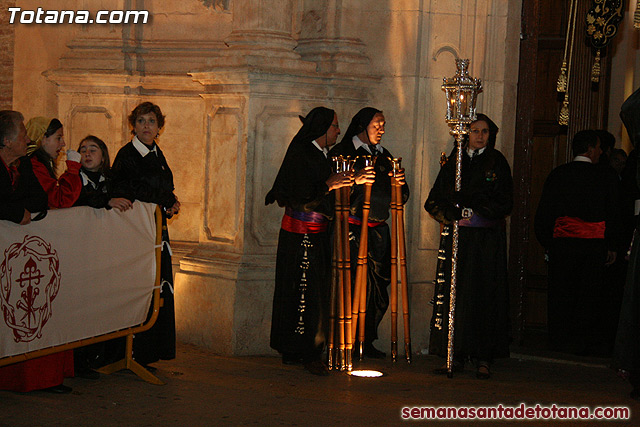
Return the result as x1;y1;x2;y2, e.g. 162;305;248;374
270;228;331;359
429;224;510;362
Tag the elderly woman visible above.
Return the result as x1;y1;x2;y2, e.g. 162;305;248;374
27;117;82;208
328;107;408;359
110;102;178;368
425;113;513;379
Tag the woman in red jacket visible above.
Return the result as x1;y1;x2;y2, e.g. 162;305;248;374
26;117;81;208
0;117;81;394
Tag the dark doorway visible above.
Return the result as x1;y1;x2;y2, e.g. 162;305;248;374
509;0;612;349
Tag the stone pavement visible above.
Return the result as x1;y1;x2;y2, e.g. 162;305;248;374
1;343;638;426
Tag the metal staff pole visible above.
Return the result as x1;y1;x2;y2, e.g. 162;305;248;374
441;58;482;378
448;133;464;378
351;155;375;360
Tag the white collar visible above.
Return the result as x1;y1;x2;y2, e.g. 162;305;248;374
467;146;487;157
311;140;328;158
80;169;105;189
352;135;381;155
573;155;592;163
132;135;157;157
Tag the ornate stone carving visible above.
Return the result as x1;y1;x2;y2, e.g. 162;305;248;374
201;0;230;11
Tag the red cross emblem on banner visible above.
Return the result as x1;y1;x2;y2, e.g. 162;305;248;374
0;235;61;343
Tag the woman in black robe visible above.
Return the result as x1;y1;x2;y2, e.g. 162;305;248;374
328;107;408;358
425;114;512;379
265;106;350;376
614;86;640;400
110;102;179;368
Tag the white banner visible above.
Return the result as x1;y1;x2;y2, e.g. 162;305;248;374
0;202;157;358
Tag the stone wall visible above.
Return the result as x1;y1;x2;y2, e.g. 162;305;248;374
7;0;523;356
609;1;640;151
0;0;15;109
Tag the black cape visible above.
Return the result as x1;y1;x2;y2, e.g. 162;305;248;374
614;88;640;381
425;146;512;362
266;107;335;359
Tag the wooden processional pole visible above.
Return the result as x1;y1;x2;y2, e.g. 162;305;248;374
390;157;411;363
351;155;375;361
329;156;355;371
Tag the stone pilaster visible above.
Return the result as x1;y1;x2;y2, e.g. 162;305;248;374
43;0;377;356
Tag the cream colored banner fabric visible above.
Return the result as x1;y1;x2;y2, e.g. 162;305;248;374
0;202;157;358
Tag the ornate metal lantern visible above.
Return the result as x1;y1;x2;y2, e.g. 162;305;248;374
442;59;482;137
440;58;482;378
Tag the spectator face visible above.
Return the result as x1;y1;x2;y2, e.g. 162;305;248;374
15;122;29;157
3;121;29;161
468;120;490;151
79;140;104;172
41;127;65;160
365;113;385;146
134;112;159;146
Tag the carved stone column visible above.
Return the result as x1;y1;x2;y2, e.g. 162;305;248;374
295;0;370;74
225;0;297;55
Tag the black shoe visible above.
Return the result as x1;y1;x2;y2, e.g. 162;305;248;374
282;353;304;365
434;362;464;375
44;384;72;394
364;343;386;359
304;360;330;376
476;363;491;380
76;368;100;380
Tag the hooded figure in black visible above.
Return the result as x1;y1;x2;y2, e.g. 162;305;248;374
266;106;349;375
614;86;640;400
425;114;512;379
328;107;409;359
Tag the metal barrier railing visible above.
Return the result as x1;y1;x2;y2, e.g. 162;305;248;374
0;206;164;385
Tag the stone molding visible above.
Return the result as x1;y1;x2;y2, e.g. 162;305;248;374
202;102;246;247
201;0;231;11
